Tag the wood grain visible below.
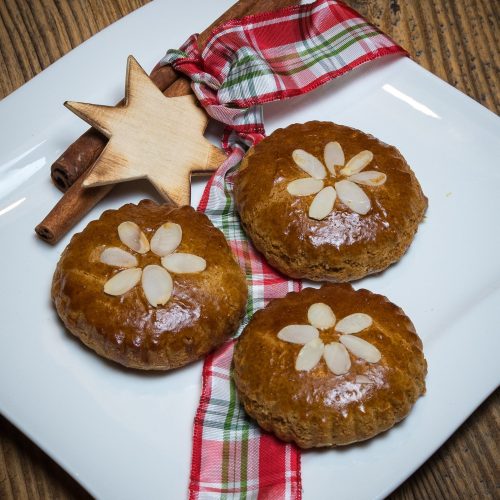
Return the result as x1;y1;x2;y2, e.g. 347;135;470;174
0;0;498;499
65;56;223;206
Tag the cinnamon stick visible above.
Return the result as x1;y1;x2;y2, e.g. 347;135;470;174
149;65;178;92
35;177;112;245
51;128;107;190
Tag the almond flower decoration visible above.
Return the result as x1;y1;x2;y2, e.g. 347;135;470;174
99;221;206;307
286;142;387;219
277;303;381;375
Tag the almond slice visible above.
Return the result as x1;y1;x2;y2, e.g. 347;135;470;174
150;222;182;256
340;335;381;363
277;324;319;344
287;178;324;196
161;253;207;273
340;150;373;176
324;342;351;375
100;247;138;268
324;141;345;174
335;180;371;215
141;264;173;307
104;268;142;296
292;149;327;179
355;375;372;384
307;303;336;330
348;171;387;186
117;221;149;254
308;186;336;220
335;313;373;334
295;338;324;371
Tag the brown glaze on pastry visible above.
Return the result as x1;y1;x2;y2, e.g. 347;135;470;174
52;200;247;370
234;121;428;282
233;284;426;448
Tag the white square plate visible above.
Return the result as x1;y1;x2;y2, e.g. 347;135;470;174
0;1;499;499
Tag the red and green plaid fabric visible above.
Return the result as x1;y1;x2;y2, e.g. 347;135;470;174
160;0;405;149
191;158;302;499
158;1;405;498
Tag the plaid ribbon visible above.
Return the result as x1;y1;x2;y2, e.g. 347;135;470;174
158;1;405;498
190;159;302;499
159;0;405;152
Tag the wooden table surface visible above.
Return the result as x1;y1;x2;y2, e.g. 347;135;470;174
0;0;498;498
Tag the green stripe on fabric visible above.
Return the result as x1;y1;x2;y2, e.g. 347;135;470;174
206;398;232;408
204;209;233;217
221;182;234;238
243;242;255;321
221;30;379;90
166;49;188;58
228;22;373;73
223;169;256;331
201;420;251;431
221;376;238;497
238;384;250;498
246;291;254;323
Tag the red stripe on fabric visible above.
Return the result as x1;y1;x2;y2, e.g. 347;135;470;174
196;170;217;212
291;442;302;500
189;345;225;499
258;433;286;499
203;1;306;46
204;368;231;381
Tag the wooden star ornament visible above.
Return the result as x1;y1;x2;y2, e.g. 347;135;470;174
65;55;226;206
